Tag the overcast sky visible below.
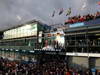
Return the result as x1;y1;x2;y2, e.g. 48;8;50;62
0;0;100;31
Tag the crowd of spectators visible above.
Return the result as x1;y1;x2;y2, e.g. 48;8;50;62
66;39;100;46
43;40;65;51
65;11;100;24
0;57;100;75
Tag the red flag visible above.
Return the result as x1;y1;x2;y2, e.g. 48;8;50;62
59;8;64;15
97;1;100;5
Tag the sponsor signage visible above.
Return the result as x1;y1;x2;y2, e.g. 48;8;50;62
69;22;84;28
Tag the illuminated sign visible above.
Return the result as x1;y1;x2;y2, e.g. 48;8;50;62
3;24;38;39
38;31;42;43
51;30;65;46
69;22;84;28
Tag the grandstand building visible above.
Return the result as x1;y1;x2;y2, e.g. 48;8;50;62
0;18;100;70
64;18;100;69
0;20;51;61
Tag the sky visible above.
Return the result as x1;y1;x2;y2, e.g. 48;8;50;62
0;0;100;31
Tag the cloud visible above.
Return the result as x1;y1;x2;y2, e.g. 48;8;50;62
0;0;99;31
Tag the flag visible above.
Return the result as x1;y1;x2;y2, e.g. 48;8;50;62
97;1;100;5
59;8;64;15
66;8;71;16
16;15;22;21
81;2;86;10
52;10;55;17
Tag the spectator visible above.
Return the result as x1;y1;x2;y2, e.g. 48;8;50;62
0;57;99;75
65;11;100;24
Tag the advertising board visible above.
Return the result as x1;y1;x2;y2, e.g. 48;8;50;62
3;24;38;39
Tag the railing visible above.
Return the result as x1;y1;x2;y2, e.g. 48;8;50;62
0;46;33;50
66;52;100;57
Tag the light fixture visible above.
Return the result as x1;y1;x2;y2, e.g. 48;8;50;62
96;34;100;36
10;49;13;51
29;50;34;53
23;50;26;52
15;50;19;51
2;48;4;50
6;49;9;51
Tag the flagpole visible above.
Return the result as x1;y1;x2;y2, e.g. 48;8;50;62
51;17;54;29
